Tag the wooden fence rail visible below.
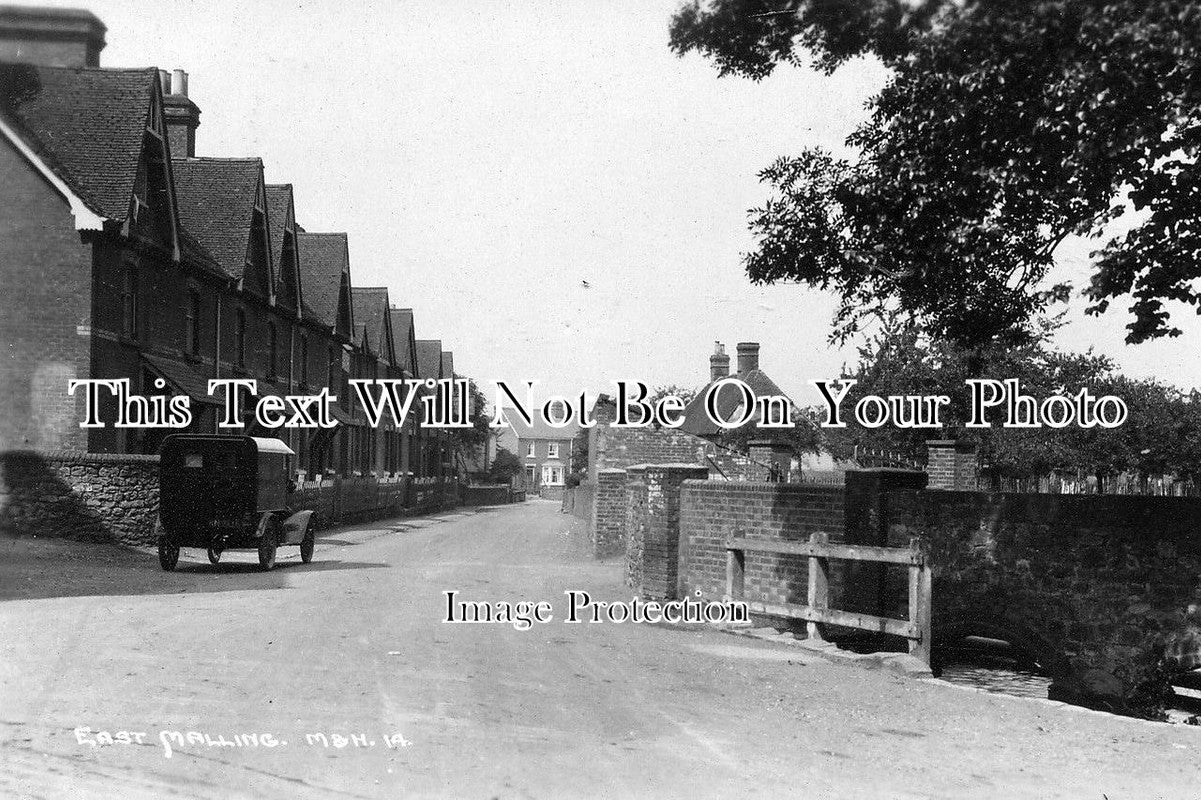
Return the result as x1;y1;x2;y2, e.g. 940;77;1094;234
724;531;933;667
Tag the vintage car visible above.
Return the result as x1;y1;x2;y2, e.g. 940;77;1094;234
155;434;315;571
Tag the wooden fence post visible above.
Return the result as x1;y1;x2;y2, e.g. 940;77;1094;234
807;531;829;643
725;535;745;603
907;537;932;667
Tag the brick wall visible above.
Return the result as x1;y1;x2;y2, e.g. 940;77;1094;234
678;480;845;608
925;439;978;491
591;468;627;558
0;450;159;546
642;464;709;599
0;139;93;454
624;467;648;589
588;400;712;482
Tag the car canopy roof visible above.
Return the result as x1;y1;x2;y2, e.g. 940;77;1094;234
250;437;295;455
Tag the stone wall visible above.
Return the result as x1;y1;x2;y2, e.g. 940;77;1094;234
0;450;159;546
884;489;1201;713
0;451;462;546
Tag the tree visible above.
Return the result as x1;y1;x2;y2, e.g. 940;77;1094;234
670;1;1201;347
569;428;589;482
447;379;493;464
488;447;522;484
824;319;1201;484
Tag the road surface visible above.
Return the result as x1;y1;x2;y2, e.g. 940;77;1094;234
1;500;1199;799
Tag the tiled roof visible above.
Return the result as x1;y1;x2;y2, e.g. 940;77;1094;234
351;287;389;359
0;63;155;220
679;369;796;437
171;157;262;280
497;407;578;442
389;308;416;376
264;183;292;273
415;339;442;382
142;353;221;406
297;232;348;329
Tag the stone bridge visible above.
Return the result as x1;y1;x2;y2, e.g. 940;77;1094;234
597;465;1201;717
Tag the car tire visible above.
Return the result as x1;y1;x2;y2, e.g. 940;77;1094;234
258;527;278;572
300;529;315;564
158;534;180;572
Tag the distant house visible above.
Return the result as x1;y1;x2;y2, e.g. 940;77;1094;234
495;408;577;499
679;341;842;479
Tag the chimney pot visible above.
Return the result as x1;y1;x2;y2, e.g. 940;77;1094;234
709;341;730;383
736;342;760;374
158;69;170;95
170;69;188;97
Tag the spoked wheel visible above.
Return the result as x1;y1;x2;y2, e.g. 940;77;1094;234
299;529;315;564
158;534;180;571
207;547;223;565
257;522;279;572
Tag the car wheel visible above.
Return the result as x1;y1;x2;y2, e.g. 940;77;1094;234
300;529;315;564
207;547;222;564
158;534;180;571
258;527;278;572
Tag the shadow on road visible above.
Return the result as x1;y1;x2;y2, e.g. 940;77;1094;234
0;533;386;602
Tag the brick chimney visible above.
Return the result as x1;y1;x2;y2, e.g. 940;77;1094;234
161;69;200;158
736;342;760;374
709;342;729;383
0;6;106;67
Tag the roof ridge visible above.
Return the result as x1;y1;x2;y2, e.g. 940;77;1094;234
172;155;263;164
22;65;155;76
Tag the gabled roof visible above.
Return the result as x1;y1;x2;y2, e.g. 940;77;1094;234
265;183;300;310
415;339;443;382
497;406;579;441
679;368;796;437
264;184;292;268
171;157;264;280
351;287;390;360
297;232;350;331
0;63;155;221
388;308;417;376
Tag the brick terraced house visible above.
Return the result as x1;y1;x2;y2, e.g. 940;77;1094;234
0;5;466;483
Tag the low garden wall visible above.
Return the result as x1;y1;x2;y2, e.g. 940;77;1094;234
0;450;159;547
0;450;461;546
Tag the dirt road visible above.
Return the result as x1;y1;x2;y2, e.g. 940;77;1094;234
1;500;1199;799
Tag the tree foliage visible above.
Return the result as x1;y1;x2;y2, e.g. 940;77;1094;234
825;320;1201;481
488;447;523;483
448;379;493;461
670;1;1201;346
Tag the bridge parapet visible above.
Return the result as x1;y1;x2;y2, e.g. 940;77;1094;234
658;467;1201;717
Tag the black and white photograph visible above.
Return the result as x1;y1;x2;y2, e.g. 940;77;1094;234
2;1;1201;797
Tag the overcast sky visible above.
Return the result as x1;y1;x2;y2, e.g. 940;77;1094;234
57;0;1201;405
